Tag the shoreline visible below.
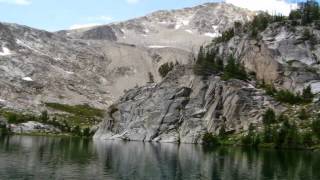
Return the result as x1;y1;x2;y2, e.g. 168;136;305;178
4;133;319;152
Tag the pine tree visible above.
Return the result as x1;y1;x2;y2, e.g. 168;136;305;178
263;108;276;125
148;72;154;83
40;110;49;123
302;85;314;103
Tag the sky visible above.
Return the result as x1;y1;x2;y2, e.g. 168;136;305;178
0;0;313;31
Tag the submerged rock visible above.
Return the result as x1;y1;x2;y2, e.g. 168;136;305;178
94;66;283;143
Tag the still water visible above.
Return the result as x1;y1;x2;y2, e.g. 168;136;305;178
0;136;319;180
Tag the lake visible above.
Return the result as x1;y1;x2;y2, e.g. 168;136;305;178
0;136;319;180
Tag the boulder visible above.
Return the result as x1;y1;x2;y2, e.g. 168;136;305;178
10;121;61;134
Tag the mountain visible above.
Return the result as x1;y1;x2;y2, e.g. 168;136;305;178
94;12;320;145
0;2;253;112
58;3;254;50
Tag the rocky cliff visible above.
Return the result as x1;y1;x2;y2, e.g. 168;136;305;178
215;21;320;94
94;15;320;144
94;65;282;143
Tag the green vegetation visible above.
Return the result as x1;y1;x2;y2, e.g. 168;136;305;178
312;117;320;139
193;46;223;76
194;47;248;81
290;0;320;25
158;62;175;78
302;85;315;103
275;90;304;104
298;108;310;120
0;103;104;138
263;109;276;125
203;104;320;150
202;132;220;146
0;124;10;136
214;28;235;44
45;103;104;118
241;124;261;147
222;55;248;81
259;83;314;105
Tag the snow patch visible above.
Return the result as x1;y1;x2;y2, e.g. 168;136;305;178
182;20;189;26
159;21;169;24
175;24;182;30
309;82;320;94
0;98;5;102
65;71;74;75
148;45;169;49
22;77;33;82
212;25;219;30
185;30;193;34
0;47;12;56
204;32;220;38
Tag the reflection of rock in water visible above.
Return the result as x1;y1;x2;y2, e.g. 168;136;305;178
0;136;320;180
93;140;320;180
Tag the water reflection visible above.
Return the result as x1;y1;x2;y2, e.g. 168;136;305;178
0;136;319;180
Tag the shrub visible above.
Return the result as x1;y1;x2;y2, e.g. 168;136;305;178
222;55;248;81
260;82;277;96
302;29;313;40
277;113;289;122
40;110;49;123
202;132;220;146
301;132;314;147
302;85;314;103
298;108;310;120
275;90;303;104
82;127;92;137
263;108;276;125
242;124;260;147
158;62;174;78
0;124;10;136
276;119;301;148
193;46;224;76
72;125;82;136
263;125;277;143
214;28;235;44
312;117;320;139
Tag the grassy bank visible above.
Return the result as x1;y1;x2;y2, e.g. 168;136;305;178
0;103;105;137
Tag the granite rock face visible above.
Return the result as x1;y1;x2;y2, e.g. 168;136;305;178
216;22;320;93
94;66;281;143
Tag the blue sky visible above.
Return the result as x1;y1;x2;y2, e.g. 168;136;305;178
0;0;312;31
